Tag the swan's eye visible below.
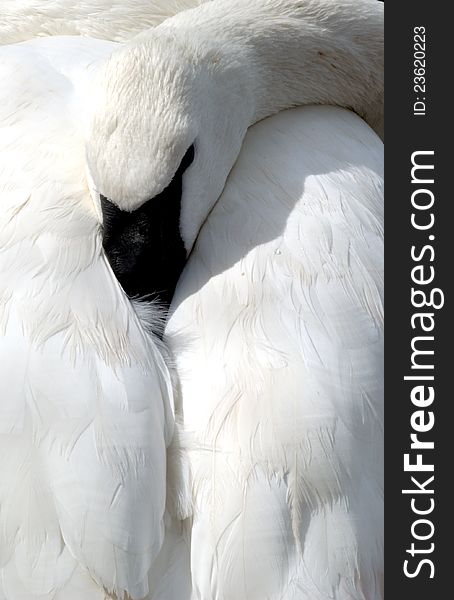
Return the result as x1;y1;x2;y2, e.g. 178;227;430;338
101;144;195;305
178;143;195;172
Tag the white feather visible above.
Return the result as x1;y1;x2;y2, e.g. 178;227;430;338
0;0;211;44
0;37;174;600
0;2;383;598
166;106;383;600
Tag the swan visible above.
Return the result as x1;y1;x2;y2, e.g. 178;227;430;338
0;1;383;598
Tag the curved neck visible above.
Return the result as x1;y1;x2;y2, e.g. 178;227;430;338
162;0;383;138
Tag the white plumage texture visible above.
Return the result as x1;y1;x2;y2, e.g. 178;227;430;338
0;2;383;599
0;37;174;599
0;0;210;44
166;106;383;599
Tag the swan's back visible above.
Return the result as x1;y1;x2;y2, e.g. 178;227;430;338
0;37;174;600
166;105;384;600
0;0;210;44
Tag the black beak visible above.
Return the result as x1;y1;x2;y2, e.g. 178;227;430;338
101;145;194;306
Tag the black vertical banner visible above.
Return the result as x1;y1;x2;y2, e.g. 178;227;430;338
386;3;450;598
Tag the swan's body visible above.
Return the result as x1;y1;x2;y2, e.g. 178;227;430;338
0;36;175;599
0;0;210;44
166;105;383;600
0;1;383;599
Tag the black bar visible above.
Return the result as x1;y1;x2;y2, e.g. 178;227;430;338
386;2;451;597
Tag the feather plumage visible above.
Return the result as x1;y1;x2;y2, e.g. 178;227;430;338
0;37;174;600
166;106;384;600
0;1;210;44
0;2;383;598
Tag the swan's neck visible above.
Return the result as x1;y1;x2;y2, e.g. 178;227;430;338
87;0;383;254
162;0;383;138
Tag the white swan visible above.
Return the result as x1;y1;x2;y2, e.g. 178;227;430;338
0;1;383;598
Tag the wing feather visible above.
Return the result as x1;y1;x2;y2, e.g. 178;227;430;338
166;106;384;599
0;37;173;599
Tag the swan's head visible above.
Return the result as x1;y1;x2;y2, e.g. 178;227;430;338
86;31;254;303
